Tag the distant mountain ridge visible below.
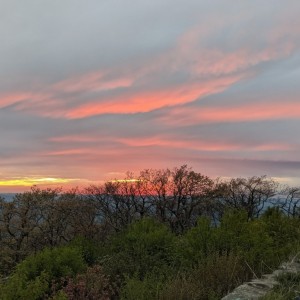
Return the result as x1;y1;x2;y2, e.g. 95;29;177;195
0;193;16;202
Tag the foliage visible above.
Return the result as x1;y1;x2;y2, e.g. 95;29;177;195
121;272;166;300
57;265;118;300
0;245;86;300
101;218;175;280
261;207;300;256
160;253;245;300
68;236;102;266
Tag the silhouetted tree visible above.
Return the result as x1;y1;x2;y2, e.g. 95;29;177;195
276;185;300;217
216;175;278;220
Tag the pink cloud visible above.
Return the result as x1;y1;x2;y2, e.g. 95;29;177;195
48;135;98;143
174;24;295;77
118;136;293;152
53;71;134;93
1;14;298;120
42;148;92;156
64;74;244;118
0;92;30;107
162;101;300;126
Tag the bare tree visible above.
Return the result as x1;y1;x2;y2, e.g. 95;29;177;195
0;187;48;262
217;176;279;220
276;186;300;217
166;165;215;232
138;168;172;223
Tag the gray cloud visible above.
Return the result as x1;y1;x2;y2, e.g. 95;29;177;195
1;0;300;190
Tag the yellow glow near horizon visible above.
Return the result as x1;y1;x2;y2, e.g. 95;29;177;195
110;179;141;183
0;177;75;187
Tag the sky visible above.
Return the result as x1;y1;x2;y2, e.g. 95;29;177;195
1;0;300;192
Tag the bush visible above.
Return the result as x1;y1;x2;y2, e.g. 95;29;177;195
160;252;245;300
261;207;300;258
57;265;118;300
0;245;86;300
101;218;176;280
175;217;216;267
69;236;103;266
121;271;166;300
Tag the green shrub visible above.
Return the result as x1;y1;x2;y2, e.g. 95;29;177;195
0;246;86;300
262;207;300;256
69;236;103;266
175;217;216;267
121;271;166;300
101;218;176;280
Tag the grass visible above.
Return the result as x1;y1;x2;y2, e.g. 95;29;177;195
262;272;300;300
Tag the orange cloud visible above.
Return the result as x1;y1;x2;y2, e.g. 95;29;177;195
162;101;300;126
43;149;92;156
1;17;297;121
118;136;292;152
31;40;294;119
65;74;244;118
0;92;30;107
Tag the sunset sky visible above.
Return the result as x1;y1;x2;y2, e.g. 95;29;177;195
1;0;300;192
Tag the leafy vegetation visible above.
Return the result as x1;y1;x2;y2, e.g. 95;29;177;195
0;165;300;299
0;246;86;299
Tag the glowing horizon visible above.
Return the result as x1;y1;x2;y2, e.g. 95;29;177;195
0;177;73;186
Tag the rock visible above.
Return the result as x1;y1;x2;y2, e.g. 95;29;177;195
222;260;300;300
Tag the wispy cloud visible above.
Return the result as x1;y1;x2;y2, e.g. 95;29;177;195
2;3;297;120
160;101;300;126
1;0;300;191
